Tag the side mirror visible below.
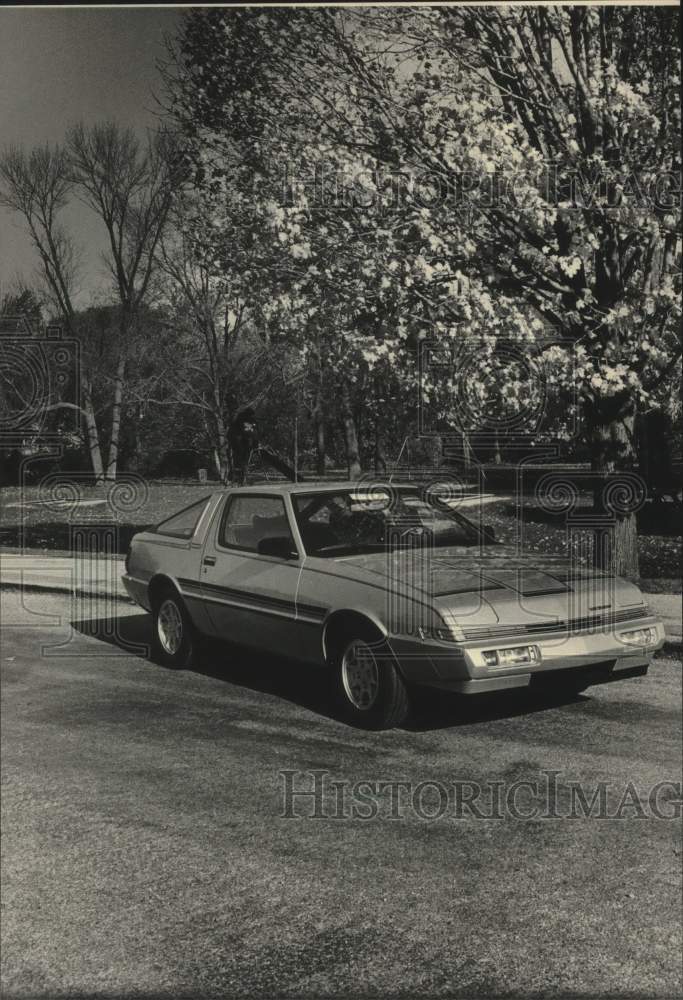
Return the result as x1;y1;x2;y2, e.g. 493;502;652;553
482;524;496;543
257;535;297;560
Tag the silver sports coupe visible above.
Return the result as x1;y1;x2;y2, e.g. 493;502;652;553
123;482;664;728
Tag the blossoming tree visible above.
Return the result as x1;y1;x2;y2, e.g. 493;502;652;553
168;6;680;575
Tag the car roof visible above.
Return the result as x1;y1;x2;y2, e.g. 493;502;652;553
218;481;423;495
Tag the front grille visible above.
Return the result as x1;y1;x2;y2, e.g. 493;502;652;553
459;606;651;642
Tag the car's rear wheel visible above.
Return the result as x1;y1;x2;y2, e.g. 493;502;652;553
332;635;409;729
151;588;196;669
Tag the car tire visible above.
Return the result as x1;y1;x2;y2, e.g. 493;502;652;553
331;634;410;730
151;587;196;669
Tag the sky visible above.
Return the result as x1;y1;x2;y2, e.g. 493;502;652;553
0;7;183;306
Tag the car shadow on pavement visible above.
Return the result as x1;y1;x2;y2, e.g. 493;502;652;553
71;609;587;732
71;609;339;722
406;685;587;731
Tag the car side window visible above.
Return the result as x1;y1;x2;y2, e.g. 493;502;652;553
219;496;295;553
156;496;212;539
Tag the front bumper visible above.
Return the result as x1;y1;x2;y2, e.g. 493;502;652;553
389;618;665;694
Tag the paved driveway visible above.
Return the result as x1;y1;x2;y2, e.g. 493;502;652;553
2;590;681;998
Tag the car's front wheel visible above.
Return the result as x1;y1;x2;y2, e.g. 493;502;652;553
151;589;196;669
332;635;409;729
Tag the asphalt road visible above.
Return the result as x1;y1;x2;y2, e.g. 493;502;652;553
2;589;682;999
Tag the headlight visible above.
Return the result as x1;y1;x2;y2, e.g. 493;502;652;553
481;645;541;667
618;626;658;646
421;625;461;643
425;619;464;643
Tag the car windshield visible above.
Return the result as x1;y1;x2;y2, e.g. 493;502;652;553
293;488;489;558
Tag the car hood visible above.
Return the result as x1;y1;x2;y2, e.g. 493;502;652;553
333;545;647;630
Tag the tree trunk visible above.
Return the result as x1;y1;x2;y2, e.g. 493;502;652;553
373;374;387;475
82;386;104;482
313;392;327;477
341;380;362;480
492;428;502;465
215;411;230;483
127;408;141;473
603;512;639;579
588;398;640;580
374;433;387;475
430;434;443;472
462;430;472;468
105;354;126;481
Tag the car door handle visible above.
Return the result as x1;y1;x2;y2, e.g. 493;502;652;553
202;556;216;566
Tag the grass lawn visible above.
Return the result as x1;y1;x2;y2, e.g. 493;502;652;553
480;498;681;592
0;481;211;554
1;481;680;591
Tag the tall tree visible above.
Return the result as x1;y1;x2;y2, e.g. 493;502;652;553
0;145;105;478
168;7;680;571
67;123;178;479
165;11;386;479
429;6;681;575
153;188;294;481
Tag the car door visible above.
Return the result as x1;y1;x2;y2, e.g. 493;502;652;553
200;493;304;655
